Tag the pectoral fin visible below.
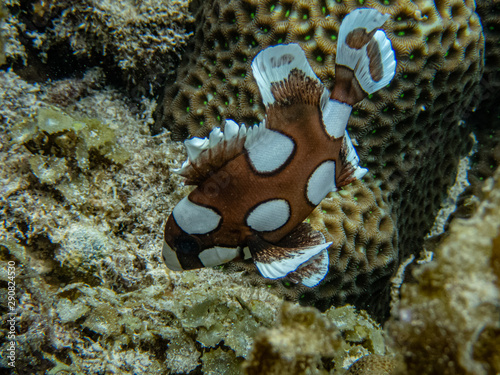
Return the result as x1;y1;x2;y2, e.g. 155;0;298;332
247;223;331;286
287;248;329;287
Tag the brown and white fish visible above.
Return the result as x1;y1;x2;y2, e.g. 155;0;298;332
162;8;396;287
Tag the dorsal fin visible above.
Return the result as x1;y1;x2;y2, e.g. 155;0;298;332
175;119;273;185
174;119;246;185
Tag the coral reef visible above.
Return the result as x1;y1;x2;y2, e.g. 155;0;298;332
0;69;391;374
242;303;388;374
387;167;500;375
1;0;194;94
155;0;484;316
0;6;499;370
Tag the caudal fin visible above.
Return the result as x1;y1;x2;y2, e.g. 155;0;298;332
333;8;396;104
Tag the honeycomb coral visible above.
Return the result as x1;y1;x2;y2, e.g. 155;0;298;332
449;0;500;224
155;0;484;316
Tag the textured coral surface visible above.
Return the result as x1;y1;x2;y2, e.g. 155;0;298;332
155;0;484;314
387;167;500;375
1;0;193;94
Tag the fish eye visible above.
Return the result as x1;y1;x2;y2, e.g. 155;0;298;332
175;235;201;255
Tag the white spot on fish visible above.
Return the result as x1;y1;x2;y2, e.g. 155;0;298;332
307;161;337;205
198;246;239;267
246;130;295;173
162;241;183;271
246;199;290;232
173;197;220;234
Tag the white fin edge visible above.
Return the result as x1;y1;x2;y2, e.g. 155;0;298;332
336;8;396;94
173;119;247;175
344;131;368;179
251;43;322;106
353;30;396;93
298;248;330;287
255;241;333;280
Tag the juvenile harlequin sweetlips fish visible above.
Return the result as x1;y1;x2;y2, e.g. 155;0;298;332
162;8;396;287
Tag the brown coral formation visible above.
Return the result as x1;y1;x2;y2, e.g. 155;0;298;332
448;0;500;224
155;0;484;315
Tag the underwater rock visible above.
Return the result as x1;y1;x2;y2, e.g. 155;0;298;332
387;167;500;375
1;0;193;94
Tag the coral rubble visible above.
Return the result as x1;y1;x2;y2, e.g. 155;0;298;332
243;303;388;374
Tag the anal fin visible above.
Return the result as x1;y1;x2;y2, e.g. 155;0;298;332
248;223;331;285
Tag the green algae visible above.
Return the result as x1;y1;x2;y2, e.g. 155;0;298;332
12;107;129;169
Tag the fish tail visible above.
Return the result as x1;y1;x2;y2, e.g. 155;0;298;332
332;8;396;105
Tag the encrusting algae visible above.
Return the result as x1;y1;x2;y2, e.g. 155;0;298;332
0;0;499;374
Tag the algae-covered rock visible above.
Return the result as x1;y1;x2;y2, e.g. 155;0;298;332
12;106;129;170
387;168;500;375
1;0;193;93
201;348;241;375
243;303;390;374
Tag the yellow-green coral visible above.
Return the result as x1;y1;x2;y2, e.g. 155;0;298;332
13;107;129;167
